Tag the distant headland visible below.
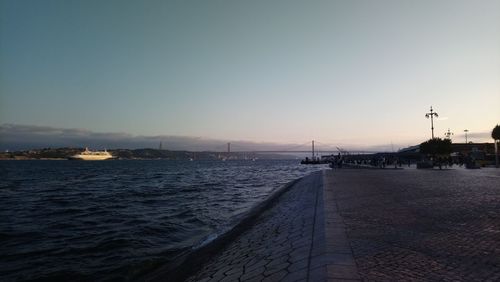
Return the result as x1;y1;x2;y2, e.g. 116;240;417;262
0;147;294;160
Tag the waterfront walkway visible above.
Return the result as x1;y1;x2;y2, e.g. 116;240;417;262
183;168;500;282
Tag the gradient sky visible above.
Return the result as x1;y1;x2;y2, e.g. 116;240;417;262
1;0;499;148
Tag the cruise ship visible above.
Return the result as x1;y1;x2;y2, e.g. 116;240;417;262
68;148;113;160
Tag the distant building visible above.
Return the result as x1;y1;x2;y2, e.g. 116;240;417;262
398;145;420;154
450;143;495;155
398;143;495;155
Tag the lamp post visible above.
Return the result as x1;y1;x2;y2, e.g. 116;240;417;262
425;106;439;139
464;129;469;143
444;128;453;140
495;141;498;168
312;140;315;161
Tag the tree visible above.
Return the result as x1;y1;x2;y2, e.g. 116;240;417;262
420;138;452;156
492;124;500;168
419;138;452;169
493;125;500;140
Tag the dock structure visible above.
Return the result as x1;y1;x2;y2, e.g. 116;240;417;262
149;168;500;281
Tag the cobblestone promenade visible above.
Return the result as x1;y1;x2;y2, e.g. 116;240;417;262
185;168;500;282
329;168;500;281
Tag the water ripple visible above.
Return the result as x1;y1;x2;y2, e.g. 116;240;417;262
0;159;325;280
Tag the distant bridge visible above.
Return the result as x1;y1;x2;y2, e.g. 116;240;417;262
223;150;378;154
160;140;383;155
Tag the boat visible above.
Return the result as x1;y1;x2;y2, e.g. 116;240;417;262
69;148;113;160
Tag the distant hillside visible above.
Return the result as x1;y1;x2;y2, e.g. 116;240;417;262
0;148;295;160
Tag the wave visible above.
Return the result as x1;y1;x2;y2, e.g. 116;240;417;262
0;159;325;281
139;175;305;281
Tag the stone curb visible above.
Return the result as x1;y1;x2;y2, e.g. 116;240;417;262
318;170;361;281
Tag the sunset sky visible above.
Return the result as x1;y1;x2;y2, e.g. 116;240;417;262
1;0;499;150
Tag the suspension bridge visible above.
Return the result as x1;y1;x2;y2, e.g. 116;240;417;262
205;141;377;156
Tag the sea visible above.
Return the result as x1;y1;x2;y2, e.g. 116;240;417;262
0;159;326;281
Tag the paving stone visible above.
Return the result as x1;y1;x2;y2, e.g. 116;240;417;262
224;265;243;276
324;168;500;281
289;247;309;263
241;273;265;282
240;266;265;281
207;274;225;282
287;258;308;273
327;279;361;282
194;277;211;282
326;264;361;280
262;270;288;282
210;267;228;280
265;255;289;269
263;262;290;277
220;272;242;282
325;243;352;254
282;270;307;282
308;265;327;282
184;171;361;282
311;253;357;268
245;259;268;272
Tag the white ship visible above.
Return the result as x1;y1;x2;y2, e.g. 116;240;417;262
69;148;113;160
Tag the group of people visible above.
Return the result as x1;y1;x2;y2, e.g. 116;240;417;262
329;154;481;170
329;155;404;169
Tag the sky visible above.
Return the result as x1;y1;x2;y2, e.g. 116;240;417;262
1;0;499;151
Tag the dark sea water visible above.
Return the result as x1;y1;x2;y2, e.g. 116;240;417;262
0;159;325;281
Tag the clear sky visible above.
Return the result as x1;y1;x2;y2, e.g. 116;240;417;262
1;0;499;149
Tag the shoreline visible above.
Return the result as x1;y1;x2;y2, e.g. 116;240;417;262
179;170;359;282
140;175;306;282
165;167;500;281
0;160;323;281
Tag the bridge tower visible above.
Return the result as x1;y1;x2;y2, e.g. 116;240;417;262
312;140;315;161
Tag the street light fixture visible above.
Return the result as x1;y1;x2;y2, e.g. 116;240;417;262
425;106;439;139
445;128;453;140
